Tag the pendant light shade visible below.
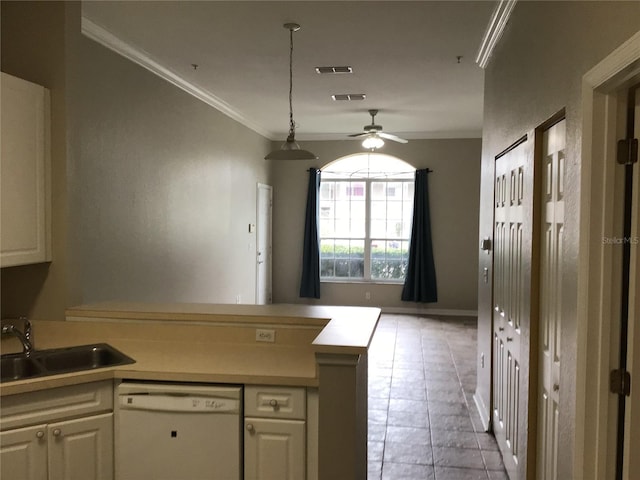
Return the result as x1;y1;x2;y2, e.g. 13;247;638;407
265;23;318;161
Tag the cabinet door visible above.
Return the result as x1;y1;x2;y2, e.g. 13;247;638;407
48;412;113;480
0;72;51;267
0;424;48;480
245;418;305;480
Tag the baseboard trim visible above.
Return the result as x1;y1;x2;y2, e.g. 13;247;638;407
381;307;478;317
473;392;491;432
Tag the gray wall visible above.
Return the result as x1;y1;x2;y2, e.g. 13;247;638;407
1;2;271;318
271;138;481;312
1;2;479;319
476;1;640;477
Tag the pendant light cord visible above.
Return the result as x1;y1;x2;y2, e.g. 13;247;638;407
287;26;295;141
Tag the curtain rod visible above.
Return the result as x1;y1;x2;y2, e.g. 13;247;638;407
316;167;434;176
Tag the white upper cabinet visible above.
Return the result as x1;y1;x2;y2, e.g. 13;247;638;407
1;72;51;267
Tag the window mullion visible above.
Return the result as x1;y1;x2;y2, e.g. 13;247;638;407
364;179;372;281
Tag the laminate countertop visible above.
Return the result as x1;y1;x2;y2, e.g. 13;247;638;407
0;302;381;396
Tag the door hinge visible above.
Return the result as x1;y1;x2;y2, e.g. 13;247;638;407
610;369;631;396
617;138;639;165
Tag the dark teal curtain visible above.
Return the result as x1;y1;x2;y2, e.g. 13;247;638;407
402;168;437;302
300;168;321;298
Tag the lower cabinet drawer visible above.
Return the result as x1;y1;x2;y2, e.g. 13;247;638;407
0;380;113;431
244;385;305;420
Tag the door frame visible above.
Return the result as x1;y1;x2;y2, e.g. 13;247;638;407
256;183;273;305
576;30;640;480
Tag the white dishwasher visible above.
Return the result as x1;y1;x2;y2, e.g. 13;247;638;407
116;382;242;480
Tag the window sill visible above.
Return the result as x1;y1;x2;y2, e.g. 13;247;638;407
320;280;404;286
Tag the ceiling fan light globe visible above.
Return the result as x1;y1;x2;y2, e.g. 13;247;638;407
362;135;385;150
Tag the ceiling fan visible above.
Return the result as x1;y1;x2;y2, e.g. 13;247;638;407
349;109;408;149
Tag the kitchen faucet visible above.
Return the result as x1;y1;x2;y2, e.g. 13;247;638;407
1;317;33;354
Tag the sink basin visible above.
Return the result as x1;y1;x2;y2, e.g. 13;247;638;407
1;355;44;382
39;344;133;372
0;344;135;383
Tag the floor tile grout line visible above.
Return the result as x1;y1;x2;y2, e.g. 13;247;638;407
444;330;486;459
379;316;398;476
420;328;437;471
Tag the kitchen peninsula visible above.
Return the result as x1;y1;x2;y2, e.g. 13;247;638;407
0;302;380;480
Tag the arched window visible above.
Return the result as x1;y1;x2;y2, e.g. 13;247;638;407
319;153;416;282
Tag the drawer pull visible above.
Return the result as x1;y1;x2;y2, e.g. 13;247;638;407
269;399;278;408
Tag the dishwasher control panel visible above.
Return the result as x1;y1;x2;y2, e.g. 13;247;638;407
120;394;240;413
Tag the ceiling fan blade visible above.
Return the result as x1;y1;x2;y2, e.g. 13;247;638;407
348;132;369;138
378;132;408;143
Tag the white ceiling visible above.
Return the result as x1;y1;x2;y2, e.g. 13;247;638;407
82;1;495;141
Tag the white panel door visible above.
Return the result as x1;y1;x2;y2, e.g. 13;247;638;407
536;119;566;480
48;413;113;480
493;137;534;480
0;424;48;480
245;417;305;480
256;183;273;304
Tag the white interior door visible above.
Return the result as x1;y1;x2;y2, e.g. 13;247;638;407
536;118;566;480
256;183;273;305
492;137;534;480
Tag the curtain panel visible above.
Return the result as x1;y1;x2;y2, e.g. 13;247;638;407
300;168;321;298
402;168;438;303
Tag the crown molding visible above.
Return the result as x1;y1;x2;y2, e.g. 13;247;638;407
475;0;517;69
81;16;274;140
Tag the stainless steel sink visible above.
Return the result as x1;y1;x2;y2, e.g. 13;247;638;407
0;344;135;383
1;355;44;382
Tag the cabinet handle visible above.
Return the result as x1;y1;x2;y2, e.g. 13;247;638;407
52;429;62;437
498;327;505;332
246;423;255;432
506;337;513;342
269;399;278;407
36;431;45;439
553;384;560;392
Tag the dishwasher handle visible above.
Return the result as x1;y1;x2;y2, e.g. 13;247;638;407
119;394;240;413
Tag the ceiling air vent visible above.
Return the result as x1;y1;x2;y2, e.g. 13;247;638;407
331;94;366;101
315;66;353;74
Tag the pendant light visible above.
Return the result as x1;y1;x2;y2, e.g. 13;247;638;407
265;23;318;161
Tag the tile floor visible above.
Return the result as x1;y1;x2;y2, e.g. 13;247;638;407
367;314;508;480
